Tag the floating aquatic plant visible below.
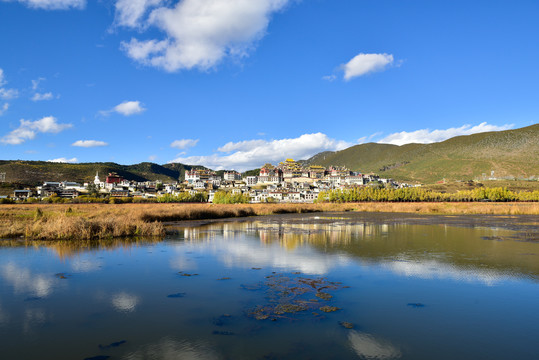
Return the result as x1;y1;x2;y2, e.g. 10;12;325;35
244;273;345;321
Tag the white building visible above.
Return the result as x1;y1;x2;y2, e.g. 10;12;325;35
345;176;364;186
224;171;242;181
245;176;258;186
93;172;105;188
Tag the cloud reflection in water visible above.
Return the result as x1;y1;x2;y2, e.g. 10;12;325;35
123;337;220;360
0;263;55;298
0;302;8;326
348;331;401;359
385;259;509;286
112;292;140;313
70;257;103;273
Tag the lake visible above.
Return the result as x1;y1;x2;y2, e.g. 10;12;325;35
1;212;538;360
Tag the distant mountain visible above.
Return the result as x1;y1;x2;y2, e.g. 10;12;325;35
301;124;539;183
0;161;206;186
1;125;537;186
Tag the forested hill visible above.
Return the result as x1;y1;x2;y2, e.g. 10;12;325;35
302;124;539;183
0;161;206;185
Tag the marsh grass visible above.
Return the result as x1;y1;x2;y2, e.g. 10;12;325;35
0;202;537;240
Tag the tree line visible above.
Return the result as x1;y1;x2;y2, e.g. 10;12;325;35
317;187;539;203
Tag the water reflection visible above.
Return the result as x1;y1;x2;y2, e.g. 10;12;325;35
124;337;220;360
23;308;49;334
0;238;163;260
70;257;104;273
111;292;140;313
384;259;507;285
0;302;8;326
348;331;401;360
0;213;537;360
1;263;55;298
212;237;349;274
177;216;539;282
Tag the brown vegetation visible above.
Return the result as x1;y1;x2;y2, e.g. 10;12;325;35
1;202;538;240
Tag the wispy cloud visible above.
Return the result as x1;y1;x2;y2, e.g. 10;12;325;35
1;116;72;145
0;103;8;116
100;100;146;116
170;138;199;150
169;133;352;171
0;88;19;99
342;53;394;81
31;77;45;90
322;75;337;82
31;92;54;101
0;68;19;100
114;0;164;28
0;69;6;87
47;157;78;163
119;0;291;72
378;122;514;146
72;140;108;147
357;132;383;144
2;0;86;10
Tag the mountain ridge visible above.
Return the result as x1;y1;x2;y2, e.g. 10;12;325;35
301;124;539;183
0;124;537;186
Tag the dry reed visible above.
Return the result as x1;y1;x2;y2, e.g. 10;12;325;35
0;202;537;240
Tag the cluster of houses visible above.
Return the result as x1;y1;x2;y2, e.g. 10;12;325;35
7;159;414;203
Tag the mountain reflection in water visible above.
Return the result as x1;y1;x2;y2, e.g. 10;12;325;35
174;213;539;283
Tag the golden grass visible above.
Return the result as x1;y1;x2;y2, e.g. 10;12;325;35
0;202;537;240
345;202;539;215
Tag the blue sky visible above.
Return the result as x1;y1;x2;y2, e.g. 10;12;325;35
0;0;537;171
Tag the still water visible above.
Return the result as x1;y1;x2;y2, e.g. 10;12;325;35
1;212;538;360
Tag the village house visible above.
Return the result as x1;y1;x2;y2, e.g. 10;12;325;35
223;171;242;181
7;159;409;203
13;189;33;200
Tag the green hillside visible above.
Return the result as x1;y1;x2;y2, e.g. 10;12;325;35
302;124;539;183
0;161;204;186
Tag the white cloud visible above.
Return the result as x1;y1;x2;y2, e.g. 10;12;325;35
148;155;157;161
47;157;78;163
322;75;337;82
31;77;46;90
0;68;19;100
114;100;146;115
72;140;108;147
100;100;146;116
1;116;73;145
0;103;8;116
217;139;266;152
170;138;199;149
111;100;146;116
119;0;291;72
1;0;86;10
0;69;5;87
343;53;394;81
0;88;18;99
378;122;514;146
357;132;383;144
31;92;54;101
114;0;164;28
169;133;352;171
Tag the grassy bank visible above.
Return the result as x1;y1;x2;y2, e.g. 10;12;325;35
1;202;538;240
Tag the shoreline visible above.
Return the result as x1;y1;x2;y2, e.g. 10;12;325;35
1;202;538;240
